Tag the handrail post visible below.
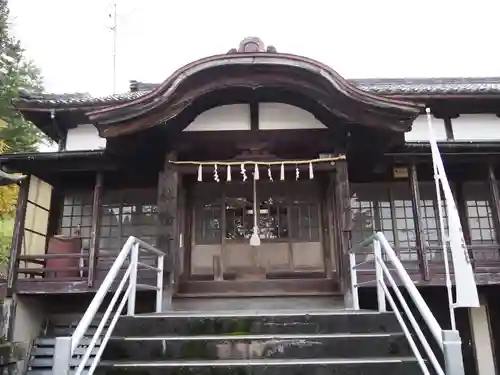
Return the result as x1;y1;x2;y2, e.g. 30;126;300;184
443;330;465;375
156;254;164;313
374;239;386;312
349;251;359;309
53;337;72;375
377;232;443;349
127;242;139;316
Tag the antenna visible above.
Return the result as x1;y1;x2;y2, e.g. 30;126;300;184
110;1;118;94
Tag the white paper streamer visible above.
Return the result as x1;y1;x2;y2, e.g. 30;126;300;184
254;164;260;180
197;165;202;182
241;164;247;182
214;164;220;182
268;165;273;181
295;165;299;180
280;163;285;181
309;162;314;179
227;165;232;181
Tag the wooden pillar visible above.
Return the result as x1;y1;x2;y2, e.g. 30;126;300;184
87;172;103;287
487;164;500;238
334;159;352;304
7;177;30;294
157;151;179;303
409;163;430;280
456;182;474;266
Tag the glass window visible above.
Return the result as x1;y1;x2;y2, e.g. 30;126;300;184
193;181;320;245
60;188;158;253
350;182;417;261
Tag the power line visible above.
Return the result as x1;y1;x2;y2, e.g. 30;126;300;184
109;1;117;94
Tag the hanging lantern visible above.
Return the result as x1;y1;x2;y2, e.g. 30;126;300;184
309;162;314;180
280;163;285;181
295;164;300;180
268;165;273;181
227;165;232;182
250;173;261;247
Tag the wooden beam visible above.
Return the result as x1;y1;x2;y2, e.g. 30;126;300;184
334;159;352;303
456;182;474;267
157;151;179;300
7;177;30;294
488;164;500;240
250;102;258;131
409;163;430;280
87;172;103;287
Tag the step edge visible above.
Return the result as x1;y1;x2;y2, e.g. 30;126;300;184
101;357;419;367
108;332;406;341
129;309;392;318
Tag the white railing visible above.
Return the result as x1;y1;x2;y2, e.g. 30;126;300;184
52;236;165;375
425;107;479;322
350;232;465;375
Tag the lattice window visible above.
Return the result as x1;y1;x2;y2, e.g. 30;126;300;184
392;188;417;261
60;188;158;254
99;188;158;253
350;182;417;261
418;183;449;261
193;181;320;245
60;190;93;251
463;182;499;262
464;183;496;245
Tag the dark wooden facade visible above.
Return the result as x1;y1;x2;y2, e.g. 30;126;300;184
6;37;500;297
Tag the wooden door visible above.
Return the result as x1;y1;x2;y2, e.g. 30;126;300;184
189;180;326;279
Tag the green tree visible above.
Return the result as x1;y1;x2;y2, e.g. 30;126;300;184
0;0;46;153
0;0;47;270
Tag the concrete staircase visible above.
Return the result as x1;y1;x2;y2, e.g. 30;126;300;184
98;309;420;375
26;314;104;375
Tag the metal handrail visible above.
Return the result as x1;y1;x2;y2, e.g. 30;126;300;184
350;232;465;375
52;236;164;375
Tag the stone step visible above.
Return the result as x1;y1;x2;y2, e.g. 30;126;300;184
98;357;421;375
103;332;411;361
113;311;401;336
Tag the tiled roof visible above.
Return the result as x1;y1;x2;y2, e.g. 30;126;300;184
17;89;149;107
350;77;500;95
16;77;500;109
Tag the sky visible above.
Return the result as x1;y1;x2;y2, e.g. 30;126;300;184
8;0;500;97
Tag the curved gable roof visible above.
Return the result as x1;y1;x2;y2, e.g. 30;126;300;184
85;38;422;137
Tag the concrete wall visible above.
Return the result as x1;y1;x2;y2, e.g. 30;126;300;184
65;124;106;151
8;296;46;374
470;301;497;375
63;108;500;150
183;103;327;132
452;114;500;142
404;114;447;142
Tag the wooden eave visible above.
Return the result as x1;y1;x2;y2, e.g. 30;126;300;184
86;53;423;138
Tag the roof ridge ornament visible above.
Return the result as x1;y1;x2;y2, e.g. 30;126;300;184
227;37;277;54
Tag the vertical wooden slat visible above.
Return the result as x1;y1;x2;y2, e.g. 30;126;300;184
388;186;400;254
334;160;352;299
456;182;474;267
409;163;430;280
488;164;500;239
7;177;30;294
325;174;337;278
87;172;103;287
157;151;179;292
45;180;62;251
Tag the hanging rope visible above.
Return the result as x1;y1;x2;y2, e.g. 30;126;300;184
169;155;345;166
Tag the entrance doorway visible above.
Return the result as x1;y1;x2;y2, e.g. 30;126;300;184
186;180;329;283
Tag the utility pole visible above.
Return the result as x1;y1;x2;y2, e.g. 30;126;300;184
110;2;118;94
